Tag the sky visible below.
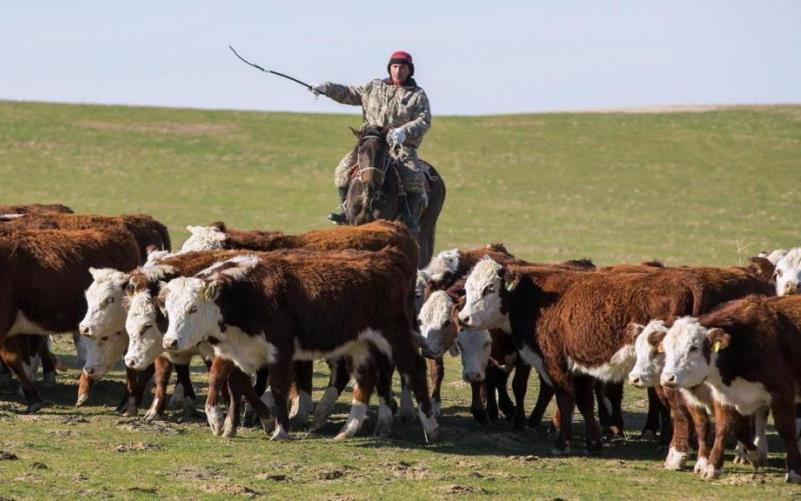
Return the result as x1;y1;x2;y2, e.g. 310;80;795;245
2;1;800;116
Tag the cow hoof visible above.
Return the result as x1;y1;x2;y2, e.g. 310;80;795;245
43;372;57;387
785;471;801;484
309;419;326;433
664;447;688;471
26;401;46;414
701;464;721;481
419;408;439;444
206;405;225;436
75;394;89;407
270;427;290;441
373;403;393;438
143;409;162;422
693;456;708;474
733;442;746;464
222;418;237;439
471;408;488;424
586;439;603;456
333;431;350;441
182;397;196;418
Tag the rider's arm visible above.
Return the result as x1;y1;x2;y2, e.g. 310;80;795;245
397;90;431;143
323;81;370;106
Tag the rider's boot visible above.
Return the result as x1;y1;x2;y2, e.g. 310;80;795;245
401;191;424;234
327;187;349;225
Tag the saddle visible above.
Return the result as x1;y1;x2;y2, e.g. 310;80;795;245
347;159;435;195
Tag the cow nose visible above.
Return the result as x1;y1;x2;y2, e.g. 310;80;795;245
629;376;642;387
785;281;799;295
464;372;482;382
661;374;677;387
163;337;178;350
79;325;91;336
85;367;95;376
458;314;470;327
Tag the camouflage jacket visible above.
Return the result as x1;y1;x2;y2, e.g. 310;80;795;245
324;77;431;148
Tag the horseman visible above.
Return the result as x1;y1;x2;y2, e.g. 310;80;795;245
311;51;431;232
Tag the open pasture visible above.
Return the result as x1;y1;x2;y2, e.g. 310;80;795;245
1;101;800;499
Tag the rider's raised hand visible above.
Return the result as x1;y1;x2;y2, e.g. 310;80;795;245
310;82;329;97
388;128;406;146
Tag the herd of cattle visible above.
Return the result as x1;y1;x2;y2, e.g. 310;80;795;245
2;203;801;485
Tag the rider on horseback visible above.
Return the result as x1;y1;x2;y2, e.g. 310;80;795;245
311;51;431;232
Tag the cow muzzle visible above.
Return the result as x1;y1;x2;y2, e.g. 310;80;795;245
162;336;180;351
660;373;678;388
79;324;93;337
784;281;800;296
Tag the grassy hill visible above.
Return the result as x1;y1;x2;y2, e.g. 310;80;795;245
1;100;801;499
2;100;799;264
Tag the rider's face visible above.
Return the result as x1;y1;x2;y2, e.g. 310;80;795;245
390;64;410;85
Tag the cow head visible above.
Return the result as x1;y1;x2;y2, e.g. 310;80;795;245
422;248;461;284
774;247;801;296
661;317;729;388
628;320;669;388
161;255;260;352
417;290;456;358
458;258;516;330
82;330;128;379
124;289;167;370
456;328;492;382
79;268;130;337
180;225;228;252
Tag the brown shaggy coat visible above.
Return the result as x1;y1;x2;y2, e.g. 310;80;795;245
0;204;73;215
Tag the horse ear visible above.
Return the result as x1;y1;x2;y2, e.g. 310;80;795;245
349;126;361;138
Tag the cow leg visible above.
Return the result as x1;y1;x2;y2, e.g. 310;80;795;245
552;385;576;455
144;356;172;421
642;387;664;439
37;338;57;387
753;407;769;466
267;355;293;441
605;381;624;438
595;380;611;436
119;364;155;417
206;357;233;435
701;401;734;480
243;367;270;427
334;360;376;440
312;357;350;431
76;369;94;406
289;361;313;427
731;411;760;470
394;337;438;443
0;339;44;413
173;363;196;418
770;397;801;483
223;368;246;438
528;374;555;431
470;381;488;424
511;359;530;431
688;404;711;474
494;368;516;420
664;388;691;471
373;354;395;438
576;375;602;455
427;357;444;418
485;371;500;423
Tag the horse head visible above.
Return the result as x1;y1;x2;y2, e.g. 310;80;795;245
351;125;393;214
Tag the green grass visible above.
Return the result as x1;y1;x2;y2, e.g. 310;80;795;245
1;100;801;499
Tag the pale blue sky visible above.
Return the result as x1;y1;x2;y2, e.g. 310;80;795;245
2;1;799;115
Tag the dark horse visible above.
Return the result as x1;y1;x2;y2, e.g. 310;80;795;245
343;126;446;268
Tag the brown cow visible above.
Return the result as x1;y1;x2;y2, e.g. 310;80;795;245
458;260;772;455
0;227;141;411
661;295;801;483
160;247;436;442
0;203;73;216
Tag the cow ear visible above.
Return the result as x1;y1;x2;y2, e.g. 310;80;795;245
186;225;198;233
706;327;730;353
626;323;645;343
349;126;361;138
156;282;169;313
204;280;222;302
88;267;100;279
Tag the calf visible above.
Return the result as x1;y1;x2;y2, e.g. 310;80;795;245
160;248;437;442
0;227;141;411
661;297;801;483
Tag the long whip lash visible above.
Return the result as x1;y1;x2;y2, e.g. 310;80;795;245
229;45;325;95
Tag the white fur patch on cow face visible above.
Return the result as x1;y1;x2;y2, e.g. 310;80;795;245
208;326;277;375
458;258;508;331
80;268;130;337
629;320;669;388
661;317;714;388
568;343;636;383
124;291;166;370
774;247;801;296
418;291;456;358
83;330;128;379
162;277;222;352
456;329;491;382
422;248;460;283
180;225;228;252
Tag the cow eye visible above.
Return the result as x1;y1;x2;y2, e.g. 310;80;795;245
689;345;698;352
101;336;108;341
443;319;451;328
482;285;494;297
189;306;198;314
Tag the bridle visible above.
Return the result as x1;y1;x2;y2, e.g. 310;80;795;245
356;132;392;186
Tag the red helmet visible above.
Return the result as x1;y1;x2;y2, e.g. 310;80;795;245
387;51;414;77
